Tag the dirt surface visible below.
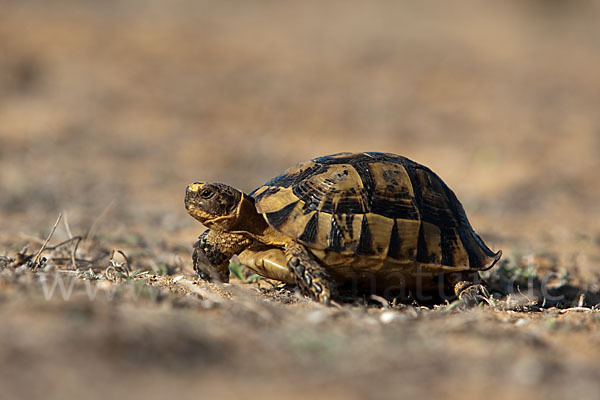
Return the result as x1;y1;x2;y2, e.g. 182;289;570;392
1;1;600;399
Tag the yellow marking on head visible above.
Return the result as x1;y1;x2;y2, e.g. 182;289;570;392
187;183;204;192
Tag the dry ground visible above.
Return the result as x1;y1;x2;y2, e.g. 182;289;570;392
1;1;600;399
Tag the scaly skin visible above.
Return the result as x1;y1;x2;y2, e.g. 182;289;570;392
186;182;289;284
447;271;490;306
192;229;251;282
285;241;337;304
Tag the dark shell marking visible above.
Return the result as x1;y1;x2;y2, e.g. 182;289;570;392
251;152;500;270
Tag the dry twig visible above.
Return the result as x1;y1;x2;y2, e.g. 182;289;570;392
63;212;78;269
32;213;62;267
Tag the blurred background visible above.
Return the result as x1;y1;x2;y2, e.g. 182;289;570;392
2;0;600;245
1;1;600;398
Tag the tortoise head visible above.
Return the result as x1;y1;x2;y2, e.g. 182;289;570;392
185;182;246;231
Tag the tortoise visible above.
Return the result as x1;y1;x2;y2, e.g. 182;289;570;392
185;152;501;304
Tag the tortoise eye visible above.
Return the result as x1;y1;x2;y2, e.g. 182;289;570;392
200;189;215;199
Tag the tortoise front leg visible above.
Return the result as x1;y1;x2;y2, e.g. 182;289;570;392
237;245;295;284
285;241;337;304
193;229;251;282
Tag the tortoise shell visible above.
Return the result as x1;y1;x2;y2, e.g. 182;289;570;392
250;152;500;273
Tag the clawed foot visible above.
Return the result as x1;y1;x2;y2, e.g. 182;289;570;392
193;240;229;283
457;284;492;308
193;261;229;283
286;242;337;305
288;256;336;304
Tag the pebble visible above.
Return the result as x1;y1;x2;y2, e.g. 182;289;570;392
515;318;528;327
380;311;409;324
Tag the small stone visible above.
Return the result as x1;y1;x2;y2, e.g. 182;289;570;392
380;311;408;324
515;318;528;327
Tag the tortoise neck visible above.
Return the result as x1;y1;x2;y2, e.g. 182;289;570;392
208;194;288;246
229;194;270;234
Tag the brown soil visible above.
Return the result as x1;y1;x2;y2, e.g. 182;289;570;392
1;1;600;399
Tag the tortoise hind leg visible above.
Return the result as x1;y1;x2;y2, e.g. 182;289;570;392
285;241;337;304
446;271;491;306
